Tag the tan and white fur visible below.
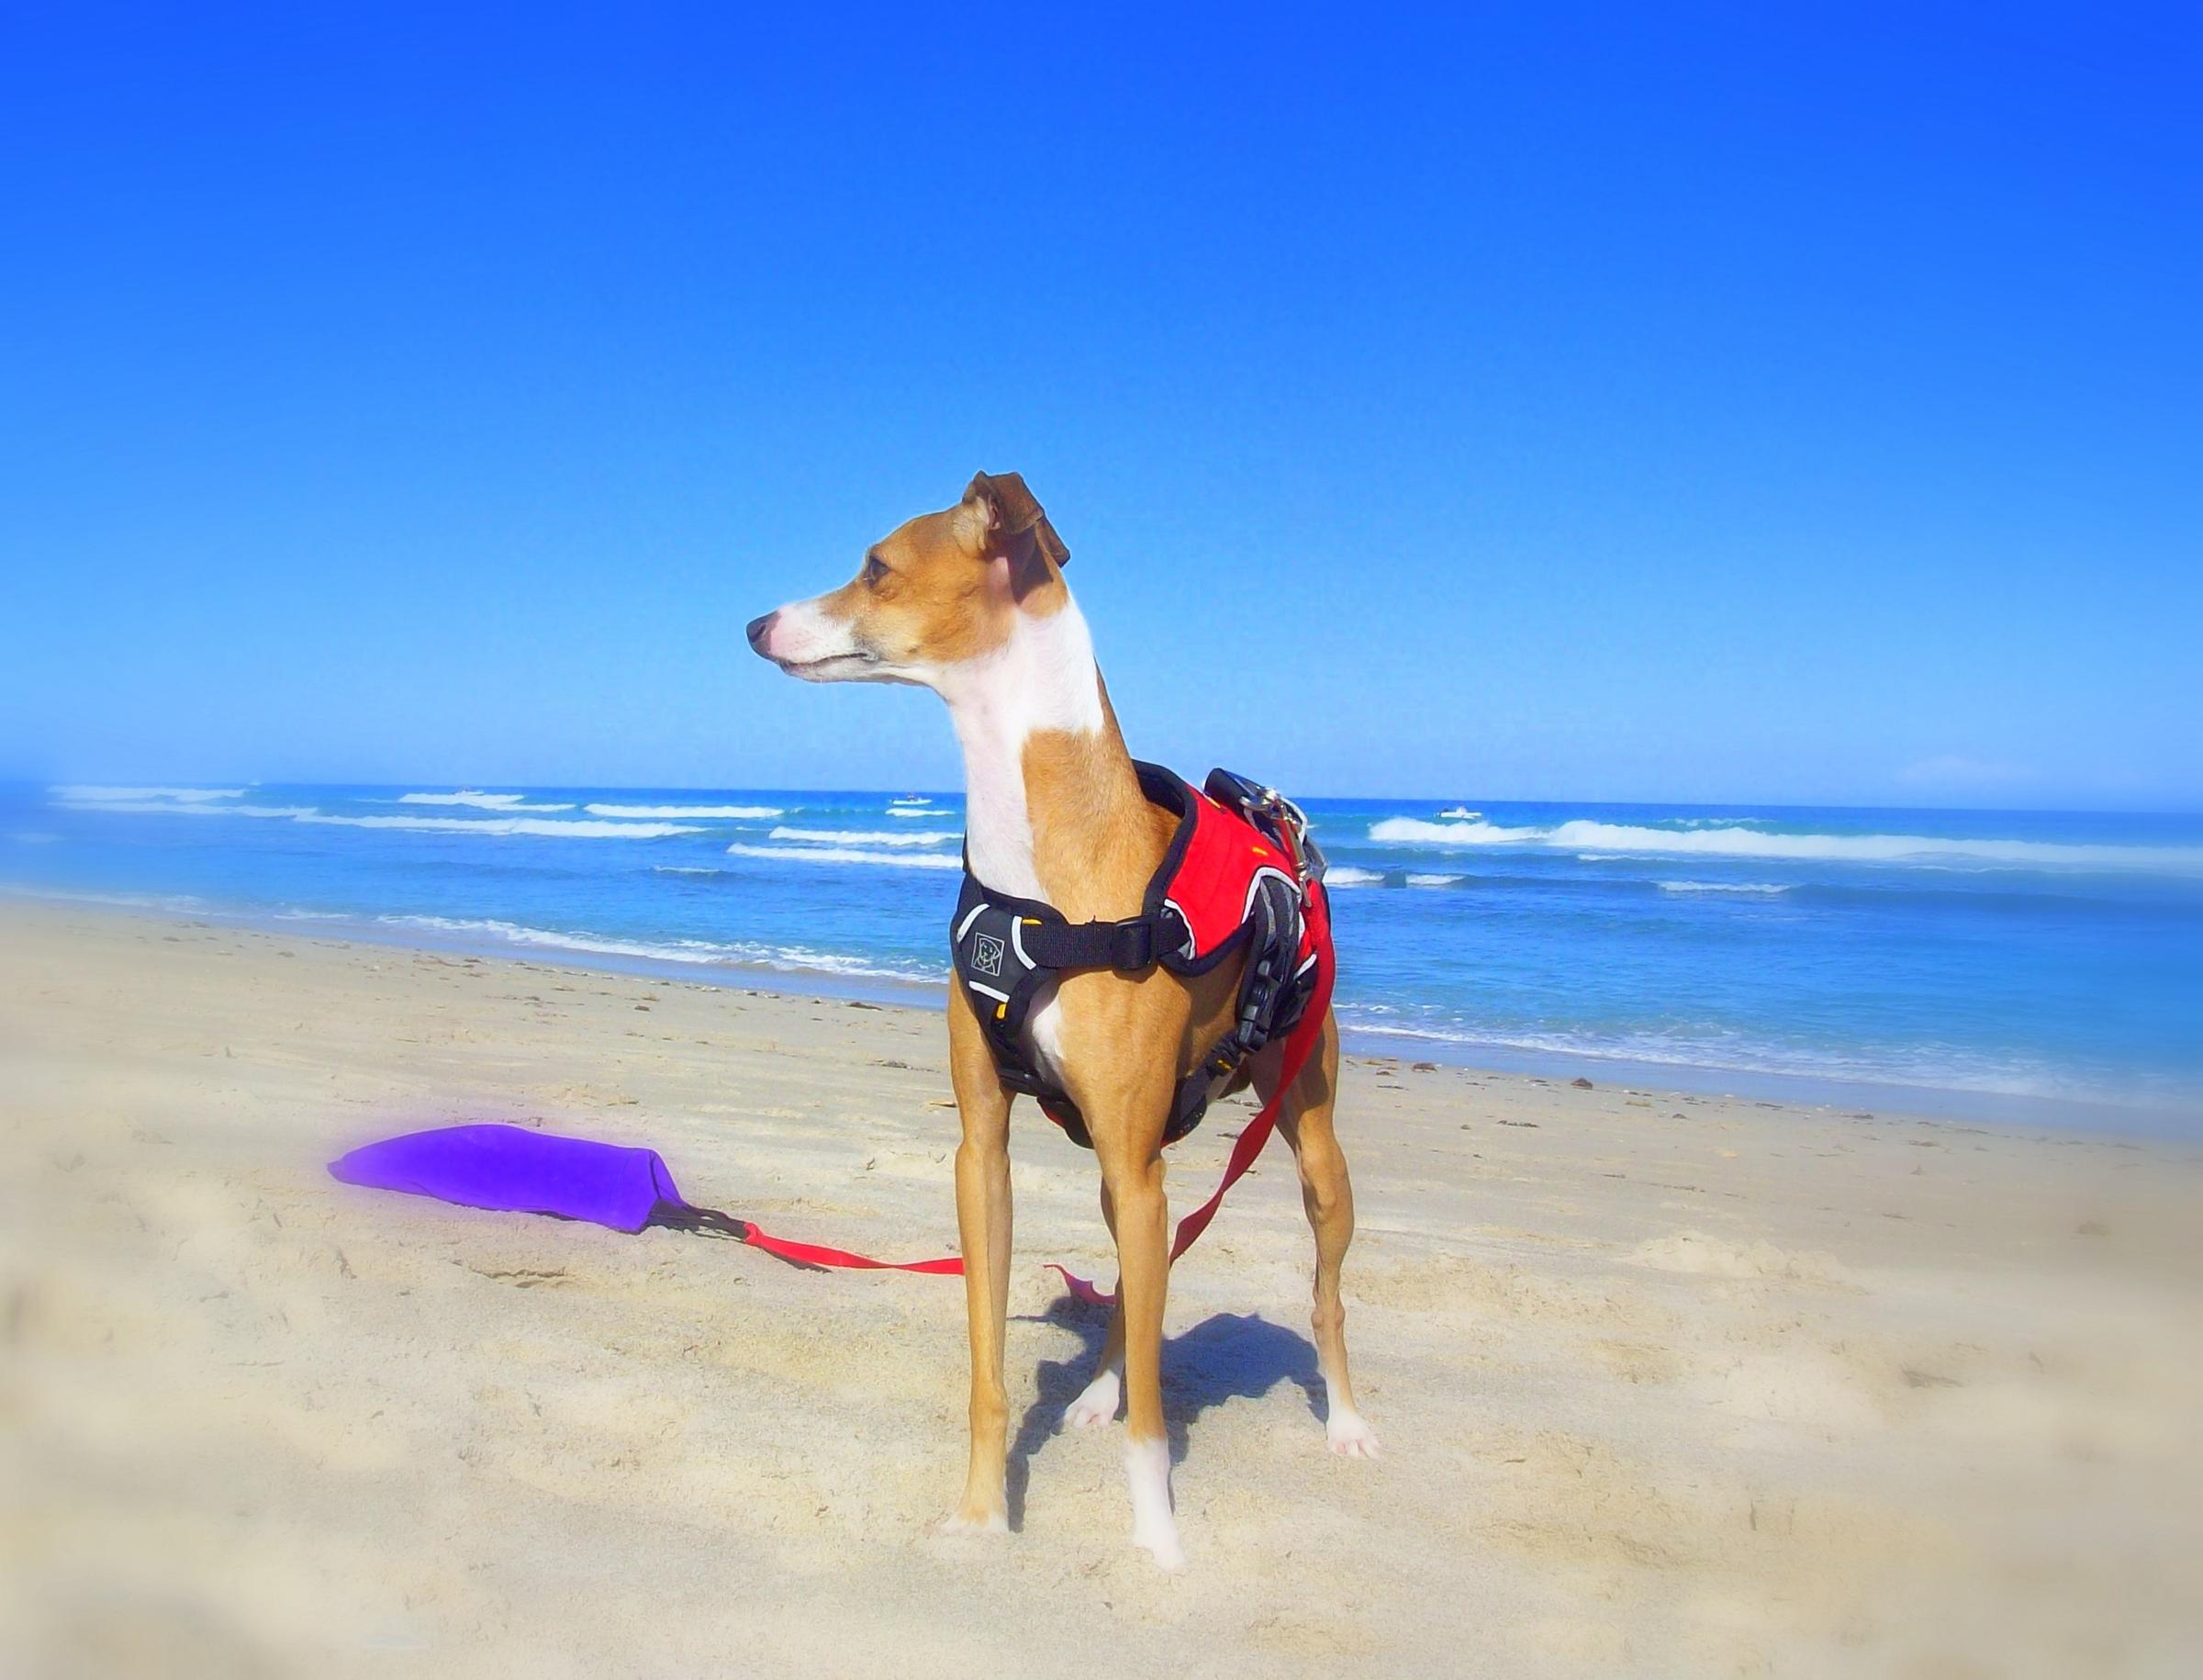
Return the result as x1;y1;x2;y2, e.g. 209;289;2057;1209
748;474;1375;1570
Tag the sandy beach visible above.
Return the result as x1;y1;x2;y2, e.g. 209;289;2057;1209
3;901;2197;1676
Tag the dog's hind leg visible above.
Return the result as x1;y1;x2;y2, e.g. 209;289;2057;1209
1062;1179;1126;1428
1269;1010;1381;1458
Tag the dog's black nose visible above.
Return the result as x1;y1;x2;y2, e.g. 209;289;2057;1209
745;611;777;653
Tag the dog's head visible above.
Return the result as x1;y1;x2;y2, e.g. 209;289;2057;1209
746;472;1070;689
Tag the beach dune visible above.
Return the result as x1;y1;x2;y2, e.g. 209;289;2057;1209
3;902;2198;1676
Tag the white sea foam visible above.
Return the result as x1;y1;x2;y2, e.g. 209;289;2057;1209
45;799;687;837
887;807;938;817
1372;818;1549;846
1369;816;2203;874
303;814;701;838
50;785;244;803
1659;879;1791;895
395;790;574;812
1328;867;1465;888
585;802;785;820
724;842;960;870
53;799;319;820
2;883;210;914
1329;1007;2101;1103
768;825;959;848
373;914;940;982
889;797;932;806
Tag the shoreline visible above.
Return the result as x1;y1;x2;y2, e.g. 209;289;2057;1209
5;899;2199;1674
11;887;2190;1140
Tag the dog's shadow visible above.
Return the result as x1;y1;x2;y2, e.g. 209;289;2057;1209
1002;1293;1325;1529
657;1207;1327;1529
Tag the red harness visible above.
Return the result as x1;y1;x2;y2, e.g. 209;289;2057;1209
738;767;1336;1303
950;765;1329;1150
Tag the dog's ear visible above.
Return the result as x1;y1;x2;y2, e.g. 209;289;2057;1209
964;470;1069;598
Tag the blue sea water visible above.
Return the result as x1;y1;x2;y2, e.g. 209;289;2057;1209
7;782;2200;1133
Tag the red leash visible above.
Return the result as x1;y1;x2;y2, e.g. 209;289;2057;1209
732;952;1334;1305
732;1221;966;1274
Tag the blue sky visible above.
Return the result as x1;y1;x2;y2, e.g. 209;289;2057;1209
3;5;2197;806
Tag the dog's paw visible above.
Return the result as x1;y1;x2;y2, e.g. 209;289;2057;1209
935;1506;1009;1538
1325;1409;1382;1459
1124;1437;1185;1569
1061;1369;1121;1430
1133;1525;1189;1572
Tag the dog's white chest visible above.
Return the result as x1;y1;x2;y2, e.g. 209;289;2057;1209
1023;983;1068;1084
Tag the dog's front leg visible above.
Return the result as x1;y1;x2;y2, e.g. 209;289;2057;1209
1092;1085;1182;1569
942;986;1013;1534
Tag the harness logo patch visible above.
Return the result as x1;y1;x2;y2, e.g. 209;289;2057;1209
971;932;1005;978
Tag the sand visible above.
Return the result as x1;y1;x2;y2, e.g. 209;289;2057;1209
3;901;2198;1677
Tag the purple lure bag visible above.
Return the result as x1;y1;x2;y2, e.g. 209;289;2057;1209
329;1123;690;1234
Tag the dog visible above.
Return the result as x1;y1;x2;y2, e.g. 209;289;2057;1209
747;472;1375;1569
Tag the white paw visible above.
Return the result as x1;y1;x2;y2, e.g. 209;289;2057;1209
935;1508;1009;1537
1325;1409;1382;1459
1124;1437;1185;1569
1062;1369;1122;1430
1133;1522;1188;1571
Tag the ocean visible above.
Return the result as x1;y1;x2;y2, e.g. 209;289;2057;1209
8;782;2199;1134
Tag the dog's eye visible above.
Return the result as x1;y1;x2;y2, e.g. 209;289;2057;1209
862;555;889;588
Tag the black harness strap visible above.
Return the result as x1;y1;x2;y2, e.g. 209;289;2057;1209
1019;914;1157;972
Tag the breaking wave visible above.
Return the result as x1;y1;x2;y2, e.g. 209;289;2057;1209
44;797;693;837
1658;880;1792;895
303;814;700;838
50;785;243;803
1324;866;1464;890
1372;818;1549;846
1369;816;2203;874
2;883;212;914
769;825;959;848
585;802;785;820
1328;1007;2154;1107
724;842;959;870
372;914;939;982
53;799;318;819
396;790;574;811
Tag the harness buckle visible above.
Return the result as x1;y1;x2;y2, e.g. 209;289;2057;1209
1208;769;1328;888
1105;915;1157;970
1258;787;1328;887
